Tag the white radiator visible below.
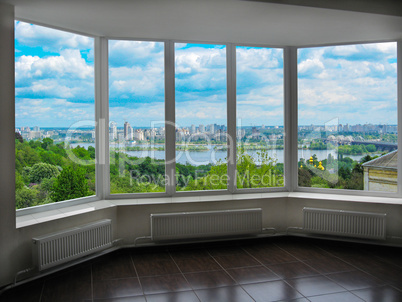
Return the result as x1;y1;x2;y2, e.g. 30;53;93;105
303;207;386;240
150;208;262;241
32;219;112;271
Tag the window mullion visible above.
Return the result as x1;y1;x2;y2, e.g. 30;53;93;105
227;44;236;193
95;37;109;199
397;40;402;197
165;41;176;196
284;47;298;192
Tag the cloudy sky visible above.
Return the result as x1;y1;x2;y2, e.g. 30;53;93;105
16;21;397;129
15;21;95;128
298;42;397;126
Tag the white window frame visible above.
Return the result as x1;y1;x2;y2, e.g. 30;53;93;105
15;19;402;215
294;40;401;198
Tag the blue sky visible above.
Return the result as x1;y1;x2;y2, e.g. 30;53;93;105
16;21;397;129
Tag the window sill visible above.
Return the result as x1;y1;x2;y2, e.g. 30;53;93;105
16;200;115;228
288;192;402;205
16;191;402;229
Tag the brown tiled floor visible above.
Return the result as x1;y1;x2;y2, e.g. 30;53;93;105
1;236;402;301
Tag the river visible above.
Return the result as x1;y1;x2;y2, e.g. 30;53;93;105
70;142;376;166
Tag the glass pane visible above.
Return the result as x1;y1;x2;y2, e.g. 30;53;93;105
109;40;165;194
175;43;227;191
236;46;285;189
298;42;398;192
15;21;95;209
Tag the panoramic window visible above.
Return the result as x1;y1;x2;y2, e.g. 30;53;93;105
15;21;95;209
298;42;398;192
236;46;285;189
108;40;165;194
175;43;228;191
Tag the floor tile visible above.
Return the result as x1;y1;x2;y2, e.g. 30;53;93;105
196;285;254;302
308;291;364;302
352;285;402;302
207;245;246;256
2;236;401;302
367;246;402;268
169;248;210;260
276;242;330;261
134;258;180;276
326;270;385;290
91;296;146;302
344;257;402;288
140;274;191;295
303;257;355;274
41;266;92;302
132;249;171;261
245;246;299;265
286;275;346;297
146;290;200;302
267;261;320;279
93;277;143;299
321;244;370;261
226;266;281;284
92;253;136;280
213;253;260;269
184;270;236;290
242;280;303;302
0;279;44;302
174;257;221;273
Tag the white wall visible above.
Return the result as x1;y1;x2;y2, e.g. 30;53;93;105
115;198;288;243
287;196;402;242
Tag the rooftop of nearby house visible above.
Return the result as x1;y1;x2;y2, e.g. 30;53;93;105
363;150;398;170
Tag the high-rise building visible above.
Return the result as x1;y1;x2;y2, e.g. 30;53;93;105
134;129;144;141
110;122;117;140
124;122;133;140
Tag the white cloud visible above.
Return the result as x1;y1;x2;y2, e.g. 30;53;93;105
19;49;94;79
175;46;226;75
363;42;397;55
298;58;324;74
15;21;93;51
109;40;162;59
331;45;359;56
237;47;281;70
109;65;164;98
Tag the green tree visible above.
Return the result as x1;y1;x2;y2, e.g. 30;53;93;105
51;166;89;202
15;132;23;143
16;187;38;209
236;147;283;189
298;168;312;187
28;162;60;183
36;177;56;203
366;144;376;153
338;166;351;180
41;137;54;150
15;171;25;190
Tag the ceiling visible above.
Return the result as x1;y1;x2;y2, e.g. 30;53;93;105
248;0;402;17
1;0;402;46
